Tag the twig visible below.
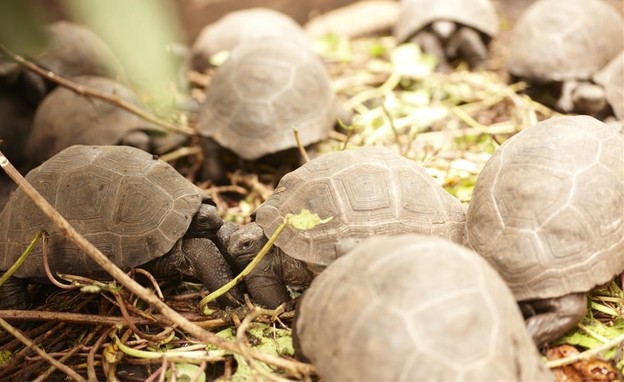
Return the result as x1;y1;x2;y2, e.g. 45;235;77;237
0;317;86;382
42;232;78;290
0;309;153;325
0;149;312;375
128;268;164;300
112;292;170;342
235;306;300;382
546;331;624;368
0;44;195;136
292;127;310;163
88;327;112;382
34;330;98;382
381;103;403;155
158;146;203;163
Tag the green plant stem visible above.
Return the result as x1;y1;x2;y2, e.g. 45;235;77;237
0;231;42;287
547;331;624;368
199;221;289;310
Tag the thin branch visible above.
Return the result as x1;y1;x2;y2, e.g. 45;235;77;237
0;150;312;375
0;44;195;136
292;127;310;163
546;331;624;368
0;317;86;382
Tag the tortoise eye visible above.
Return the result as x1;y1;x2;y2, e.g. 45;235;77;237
241;240;253;250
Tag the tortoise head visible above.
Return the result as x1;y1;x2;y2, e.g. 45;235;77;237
227;222;268;266
187;203;223;239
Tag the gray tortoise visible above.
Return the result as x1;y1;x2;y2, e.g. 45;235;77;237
466;115;624;346
593;52;624;121
25;75;168;167
507;0;623;115
191;7;310;72
227;147;467;308
14;21;123;103
0;145;242;309
196;38;337;182
394;0;499;71
295;235;554;381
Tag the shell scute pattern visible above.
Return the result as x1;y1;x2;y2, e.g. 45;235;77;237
394;0;499;43
296;235;552;381
467;116;624;300
0;146;203;278
190;8;310;71
198;39;335;160
255;147;466;265
508;0;623;82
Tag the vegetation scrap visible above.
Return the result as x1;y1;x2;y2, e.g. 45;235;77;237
0;31;622;382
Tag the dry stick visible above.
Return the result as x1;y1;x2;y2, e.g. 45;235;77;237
292;127;310;163
112;292;169;342
236;306;297;382
0;309;155;325
380;103;404;156
34;330;98;382
0;317;86;382
0;151;312;375
0;44;195;136
88;326;111;382
546;331;624;368
42;232;78;290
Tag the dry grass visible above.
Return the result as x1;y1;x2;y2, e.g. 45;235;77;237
1;33;622;381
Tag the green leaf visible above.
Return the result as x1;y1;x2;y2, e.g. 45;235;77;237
285;209;333;230
215;324;294;381
391;43;436;79
166;363;206;382
0;350;12;366
559;317;624;359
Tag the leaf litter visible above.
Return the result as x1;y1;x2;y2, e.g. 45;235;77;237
1;31;622;382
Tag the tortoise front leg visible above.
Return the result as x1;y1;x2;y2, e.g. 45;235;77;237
520;293;587;347
448;27;488;70
145;238;243;307
411;31;451;72
243;251;292;309
0;275;29;309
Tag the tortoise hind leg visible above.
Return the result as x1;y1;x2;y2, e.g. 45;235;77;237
520;293;587;347
0;275;29;309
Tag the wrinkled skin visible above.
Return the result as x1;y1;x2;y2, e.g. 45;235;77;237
520;293;587;347
145;238;243;307
411;20;489;72
227;222;314;308
558;80;608;116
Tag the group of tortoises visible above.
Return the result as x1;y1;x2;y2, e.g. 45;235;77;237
0;0;623;380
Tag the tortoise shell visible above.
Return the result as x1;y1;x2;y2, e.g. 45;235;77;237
190;7;310;71
507;0;623;83
254;146;466;265
394;0;499;43
196;38;336;160
26;75;162;166
594;52;624;120
39;21;122;81
295;234;553;381
466;115;624;301
0;145;207;279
